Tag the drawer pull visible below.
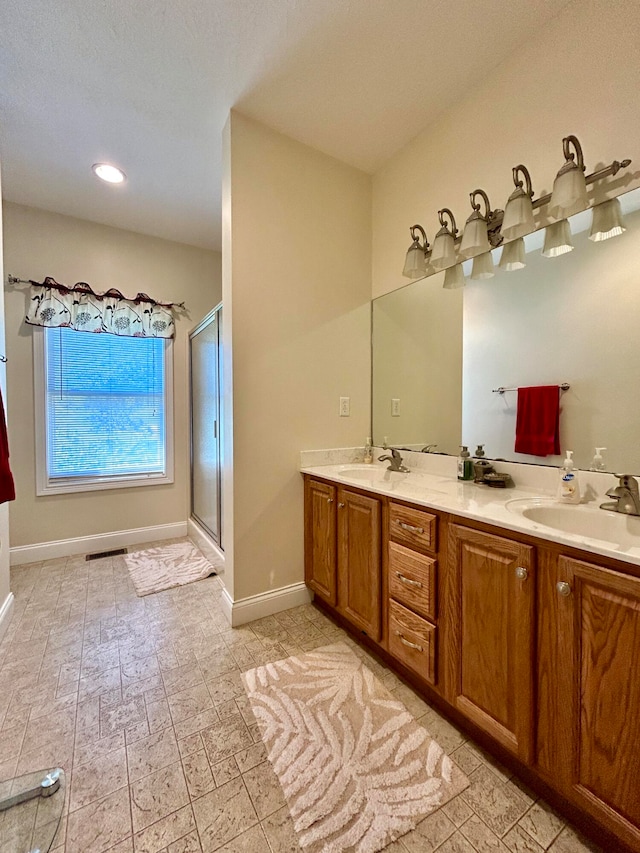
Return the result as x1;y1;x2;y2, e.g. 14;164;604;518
395;631;423;652
396;572;423;589
396;520;424;534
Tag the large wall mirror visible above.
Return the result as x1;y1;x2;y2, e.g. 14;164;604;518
372;186;640;473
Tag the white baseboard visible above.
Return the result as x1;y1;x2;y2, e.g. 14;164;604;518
10;522;188;566
0;592;14;643
221;581;312;627
187;518;225;572
220;586;233;626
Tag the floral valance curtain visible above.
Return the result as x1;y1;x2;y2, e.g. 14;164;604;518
25;277;182;338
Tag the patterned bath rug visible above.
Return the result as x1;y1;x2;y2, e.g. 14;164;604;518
242;642;469;853
124;540;220;597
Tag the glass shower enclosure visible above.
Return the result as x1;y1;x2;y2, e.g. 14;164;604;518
190;305;222;547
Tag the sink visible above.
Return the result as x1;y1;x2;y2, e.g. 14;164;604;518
336;465;409;483
506;498;640;549
331;465;446;495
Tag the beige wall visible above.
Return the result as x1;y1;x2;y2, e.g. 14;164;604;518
3;203;221;547
223;112;371;601
372;0;640;299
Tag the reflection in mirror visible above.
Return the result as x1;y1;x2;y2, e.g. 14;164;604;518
372;186;640;472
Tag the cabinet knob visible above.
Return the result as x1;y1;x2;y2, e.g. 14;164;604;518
515;566;528;580
327;498;334;503
556;581;572;597
338;502;345;508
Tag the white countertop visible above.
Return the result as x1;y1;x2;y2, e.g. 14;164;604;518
300;459;640;568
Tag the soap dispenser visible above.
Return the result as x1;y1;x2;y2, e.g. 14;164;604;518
363;437;373;464
457;446;473;481
557;450;581;504
589;447;607;472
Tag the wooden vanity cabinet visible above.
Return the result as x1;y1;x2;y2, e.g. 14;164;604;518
304;478;337;605
545;555;640;849
336;487;382;640
304;477;382;640
303;474;640;850
446;524;535;763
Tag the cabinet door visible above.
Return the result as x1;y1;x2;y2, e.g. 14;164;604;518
556;556;640;847
447;525;534;761
337;488;381;640
304;478;337;605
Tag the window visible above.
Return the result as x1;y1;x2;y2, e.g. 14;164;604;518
34;327;173;494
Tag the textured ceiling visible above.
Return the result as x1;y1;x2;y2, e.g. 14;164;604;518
0;0;572;251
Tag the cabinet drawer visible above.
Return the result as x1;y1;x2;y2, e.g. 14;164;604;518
388;599;436;684
388;542;436;621
389;502;437;552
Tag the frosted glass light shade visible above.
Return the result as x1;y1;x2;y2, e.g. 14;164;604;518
589;198;626;242
459;213;490;259
402;243;427;279
549;164;588;218
431;228;456;270
470;251;495;280
501;188;535;240
542;219;574;257
499;238;526;271
443;264;466;289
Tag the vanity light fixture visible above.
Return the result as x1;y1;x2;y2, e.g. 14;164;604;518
92;163;126;184
459;190;500;259
401;132;632;282
402;224;429;279
442;263;466;289
501;165;535;240
542;219;574;257
499;238;526;271
589;197;626;241
548;135;588;218
470;251;495;280
430;208;458;270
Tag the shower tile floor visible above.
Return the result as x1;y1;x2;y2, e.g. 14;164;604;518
0;540;602;853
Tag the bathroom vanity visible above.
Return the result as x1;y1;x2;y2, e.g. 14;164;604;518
302;459;640;852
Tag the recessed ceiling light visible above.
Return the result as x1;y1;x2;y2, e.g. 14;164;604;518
92;163;126;184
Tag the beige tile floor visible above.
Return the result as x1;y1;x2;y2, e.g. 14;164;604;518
0;540;602;853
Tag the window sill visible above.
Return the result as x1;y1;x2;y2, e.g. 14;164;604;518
36;472;174;497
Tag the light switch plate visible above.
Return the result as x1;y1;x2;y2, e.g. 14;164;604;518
339;397;350;417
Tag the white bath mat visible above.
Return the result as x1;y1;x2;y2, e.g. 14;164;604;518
124;540;219;597
242;642;469;853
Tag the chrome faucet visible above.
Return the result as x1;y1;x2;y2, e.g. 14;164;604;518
421;444;438;453
378;447;410;473
600;474;640;516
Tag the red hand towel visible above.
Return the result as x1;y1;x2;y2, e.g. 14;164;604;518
515;385;561;457
0;389;15;503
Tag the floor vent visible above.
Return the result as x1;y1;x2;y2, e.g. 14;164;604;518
86;548;128;561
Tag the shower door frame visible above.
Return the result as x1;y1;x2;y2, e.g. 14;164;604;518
189;304;223;548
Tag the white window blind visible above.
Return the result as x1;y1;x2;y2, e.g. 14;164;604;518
44;327;167;481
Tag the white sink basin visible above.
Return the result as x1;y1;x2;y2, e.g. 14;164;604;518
330;465;445;494
506;498;640;549
336;465;400;481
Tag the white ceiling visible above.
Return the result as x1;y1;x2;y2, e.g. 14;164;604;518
0;0;572;251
